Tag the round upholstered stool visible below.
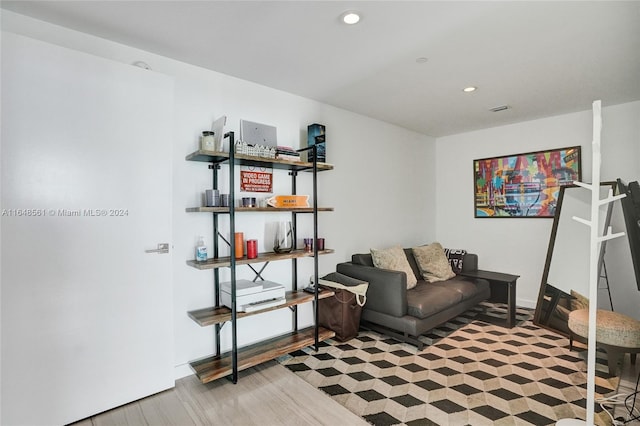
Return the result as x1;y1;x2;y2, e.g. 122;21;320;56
568;308;640;375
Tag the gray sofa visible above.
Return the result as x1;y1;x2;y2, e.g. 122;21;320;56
336;248;490;349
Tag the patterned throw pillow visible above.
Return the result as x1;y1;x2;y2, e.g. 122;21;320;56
444;248;467;274
370;245;418;290
412;242;456;283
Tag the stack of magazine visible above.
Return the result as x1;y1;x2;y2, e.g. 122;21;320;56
276;146;301;162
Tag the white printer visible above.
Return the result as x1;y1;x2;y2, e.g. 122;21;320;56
220;279;286;312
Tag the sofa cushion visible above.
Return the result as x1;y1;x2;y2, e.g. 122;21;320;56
412;242;456;283
354;249;477;274
431;277;490;301
403;248;422;282
370;245;418;289
407;282;462;319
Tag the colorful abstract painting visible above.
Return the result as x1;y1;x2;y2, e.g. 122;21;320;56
474;146;581;218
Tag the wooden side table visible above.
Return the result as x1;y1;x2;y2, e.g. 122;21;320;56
458;269;520;328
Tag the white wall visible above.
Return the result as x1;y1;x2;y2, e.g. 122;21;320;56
435;101;640;317
2;11;436;379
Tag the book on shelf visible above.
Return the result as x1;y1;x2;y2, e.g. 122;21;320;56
276;145;299;153
277;154;302;162
276;146;301;162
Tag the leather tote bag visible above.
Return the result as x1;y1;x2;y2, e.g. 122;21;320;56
317;272;368;342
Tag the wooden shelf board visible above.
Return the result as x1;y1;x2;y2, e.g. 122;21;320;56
185;206;334;213
186;249;334;270
189;327;335;384
185;150;333;171
188;290;336;327
185;150;228;164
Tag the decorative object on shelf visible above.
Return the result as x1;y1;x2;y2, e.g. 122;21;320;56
195;236;207;262
205;189;219;207
307;123;326;162
234;232;244;258
240;166;273;193
220;194;230;207
200;131;216;150
235;140;277;159
267;195;310;208
473;146;581;218
274;221;294;253
303;238;313;252
241;197;257;208
246;239;258;259
316;238;325;251
211;115;226;152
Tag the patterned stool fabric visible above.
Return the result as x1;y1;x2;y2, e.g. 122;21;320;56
568;308;640;375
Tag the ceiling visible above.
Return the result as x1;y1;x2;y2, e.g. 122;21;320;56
2;1;640;137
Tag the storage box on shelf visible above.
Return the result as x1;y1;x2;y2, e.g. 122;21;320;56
185;131;334;384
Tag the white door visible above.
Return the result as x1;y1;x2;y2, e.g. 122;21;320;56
1;33;174;425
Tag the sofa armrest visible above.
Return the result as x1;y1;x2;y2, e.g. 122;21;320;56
336;262;407;317
461;253;478;272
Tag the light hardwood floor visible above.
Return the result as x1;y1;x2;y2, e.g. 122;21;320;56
72;361;367;426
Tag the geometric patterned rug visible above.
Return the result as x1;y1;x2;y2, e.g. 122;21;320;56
278;304;620;426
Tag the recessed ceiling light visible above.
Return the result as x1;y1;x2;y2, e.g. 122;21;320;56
463;86;477;93
341;11;361;25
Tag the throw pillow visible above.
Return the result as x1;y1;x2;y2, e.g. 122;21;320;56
412;242;456;283
570;289;589;311
444;247;467;274
370;245;418;290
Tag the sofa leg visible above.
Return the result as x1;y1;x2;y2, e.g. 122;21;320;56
405;332;425;351
360;321;425;350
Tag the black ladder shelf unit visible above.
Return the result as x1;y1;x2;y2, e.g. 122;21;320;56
185;131;335;384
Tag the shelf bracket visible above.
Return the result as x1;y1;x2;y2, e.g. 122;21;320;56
218;232;231;246
249;262;269;281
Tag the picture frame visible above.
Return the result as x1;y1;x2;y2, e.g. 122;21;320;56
473;146;581;218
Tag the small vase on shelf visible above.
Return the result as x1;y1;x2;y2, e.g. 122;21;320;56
273;221;293;253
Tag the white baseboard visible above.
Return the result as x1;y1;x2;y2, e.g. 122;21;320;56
174;363;195;380
517;298;537;309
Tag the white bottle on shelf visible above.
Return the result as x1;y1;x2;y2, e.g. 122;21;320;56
195;236;207;262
